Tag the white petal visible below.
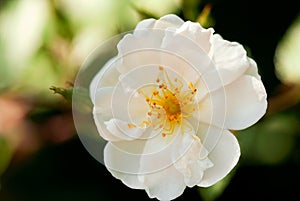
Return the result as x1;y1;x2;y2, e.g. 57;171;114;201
138;127;193;199
118;32;163;56
93;110;121;141
117;64;161;93
103;128;175;175
196;75;267;130
104;129;187;196
134;18;156;30
139;127;182;174
196;34;250;94
108;169;145;189
135;14;184;31
245;57;261;80
194;86;227;129
174;132;213;187
113;75;150;125
162;21;214;54
104;118;146;140
160;22;214;83
104;140;145;172
194;122;227;153
142;165;186;201
92;87;123;141
93;87;148;141
93;87;114;120
116;45;163;74
89;57;120;103
154;14;184;29
104;141;146;188
117;15;185;76
223;75;267;130
198;130;240;187
212;34;249;82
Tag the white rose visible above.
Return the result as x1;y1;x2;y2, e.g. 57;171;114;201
89;14;267;201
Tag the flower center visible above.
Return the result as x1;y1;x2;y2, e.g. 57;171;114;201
138;66;198;138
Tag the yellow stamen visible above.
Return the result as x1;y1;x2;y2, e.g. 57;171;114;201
138;65;198;138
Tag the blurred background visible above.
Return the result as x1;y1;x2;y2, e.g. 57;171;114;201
0;0;300;200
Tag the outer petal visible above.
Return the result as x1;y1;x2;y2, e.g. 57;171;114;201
135;14;184;31
117;15;184;75
138;127;183;174
89;57;120;103
153;14;185;29
222;75;267;130
162;21;214;55
245;57;261;80
198;129;240;187
104;128;186;198
196;75;267;130
108;169;145;190
104;118;146;140
103;128;176;175
93;110;120;141
142;165;186;201
92;87;124;141
160;22;214;84
104;140;144;174
174;132;213;187
93;87;148;141
135;125;208;198
211;34;249;85
194;34;252;99
194;85;227;129
104;141;145;189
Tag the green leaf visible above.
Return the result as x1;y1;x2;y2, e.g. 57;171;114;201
50;86;73;103
50;86;93;113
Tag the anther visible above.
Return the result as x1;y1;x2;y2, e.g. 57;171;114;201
128;123;136;128
153;91;159;96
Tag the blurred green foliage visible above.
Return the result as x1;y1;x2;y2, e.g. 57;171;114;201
0;137;12;179
237;113;299;165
